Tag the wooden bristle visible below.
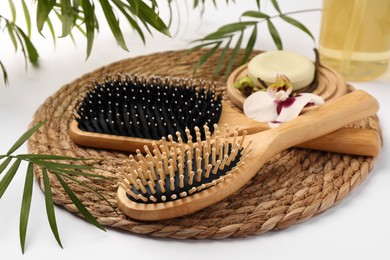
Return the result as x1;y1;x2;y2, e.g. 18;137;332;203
75;74;222;142
121;126;251;203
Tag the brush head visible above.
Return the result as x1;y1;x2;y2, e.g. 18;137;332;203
118;124;252;204
74;74;223;142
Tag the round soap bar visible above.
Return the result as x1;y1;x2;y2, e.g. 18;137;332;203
247;51;315;90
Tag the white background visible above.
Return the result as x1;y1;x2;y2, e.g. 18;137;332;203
0;1;389;259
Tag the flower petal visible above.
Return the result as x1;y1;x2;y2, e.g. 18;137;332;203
268;121;282;128
243;91;278;122
275;93;325;123
267;74;293;101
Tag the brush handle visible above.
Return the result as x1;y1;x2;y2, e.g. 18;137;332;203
268;90;379;154
297;127;381;156
221;103;381;156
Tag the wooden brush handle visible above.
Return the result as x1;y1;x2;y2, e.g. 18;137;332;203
240;124;380;157
270;90;379;153
222;103;381;156
247;127;379;156
298;127;381;156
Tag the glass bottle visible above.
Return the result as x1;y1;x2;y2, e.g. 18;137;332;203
319;0;390;81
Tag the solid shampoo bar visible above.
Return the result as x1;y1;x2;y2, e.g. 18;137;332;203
248;51;315;90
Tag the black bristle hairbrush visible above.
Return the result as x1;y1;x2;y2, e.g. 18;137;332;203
69;74;381;156
69;74;223;152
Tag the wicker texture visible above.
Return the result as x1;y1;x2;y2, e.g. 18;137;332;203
28;49;381;239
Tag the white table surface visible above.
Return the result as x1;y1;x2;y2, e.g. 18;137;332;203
1;1;389;259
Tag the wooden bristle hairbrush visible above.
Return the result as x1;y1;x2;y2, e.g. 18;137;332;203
69;75;380;156
117;90;379;220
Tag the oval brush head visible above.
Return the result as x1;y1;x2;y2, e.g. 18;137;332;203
117;124;251;204
74;74;223;142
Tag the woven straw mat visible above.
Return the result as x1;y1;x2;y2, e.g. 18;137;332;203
28;49;382;239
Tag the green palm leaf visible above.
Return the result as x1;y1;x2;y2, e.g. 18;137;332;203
7;120;47;155
0;157;13;175
9;0;16;22
255;0;260;10
21;0;31;37
17;28;39;63
0;120;112;252
0;159;21;198
81;0;96;58
34;161;95;170
45;168;107;179
187;41;222;53
242;10;270;19
194;42;221;72
55;171;117;214
17;154;92;161
112;0;146;43
19;162;34;254
212;37;232;79
225;31;243;76
36;0;56;32
54;172;105;231
42;167;63;248
200;21;257;41
267;19;283;50
59;0;74;37
270;0;282;13
44;16;56;46
280;15;315;41
242;24;257;64
99;0;128;51
0;60;9;85
127;0;171;37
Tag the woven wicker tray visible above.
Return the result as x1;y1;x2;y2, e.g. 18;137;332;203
28;49;382;239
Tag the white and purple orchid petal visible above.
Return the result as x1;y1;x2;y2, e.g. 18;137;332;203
268;121;282;128
243;90;278;122
267;75;293;101
243;73;324;128
270;89;290;101
274;93;325;123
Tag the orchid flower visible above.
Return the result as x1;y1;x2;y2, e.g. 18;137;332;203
243;75;324;128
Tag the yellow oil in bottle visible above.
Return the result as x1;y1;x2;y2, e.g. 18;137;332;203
319;0;390;81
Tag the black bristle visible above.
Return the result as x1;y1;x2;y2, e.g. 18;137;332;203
75;74;223;141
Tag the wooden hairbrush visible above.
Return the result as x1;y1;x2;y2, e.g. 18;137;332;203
69;75;380;156
219;104;380;156
117;90;379;220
